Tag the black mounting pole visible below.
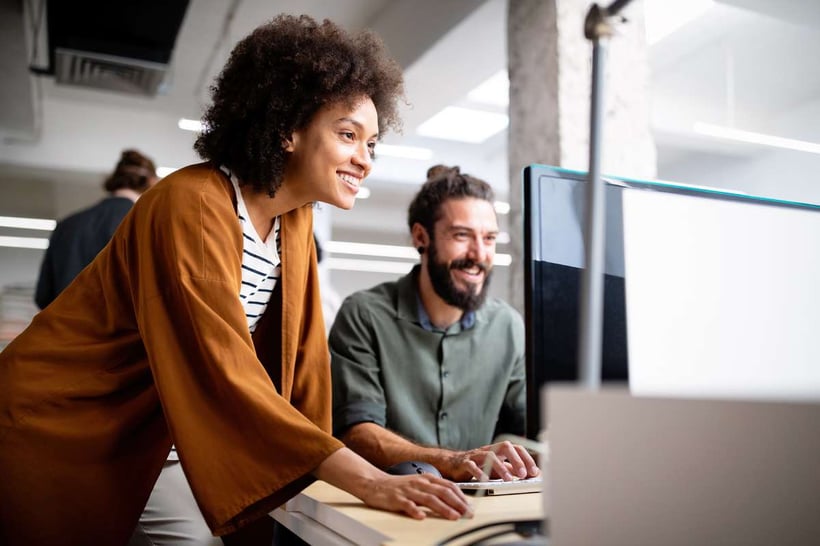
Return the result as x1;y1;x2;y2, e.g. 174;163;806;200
577;0;634;390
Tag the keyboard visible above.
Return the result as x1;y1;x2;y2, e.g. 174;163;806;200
456;476;543;496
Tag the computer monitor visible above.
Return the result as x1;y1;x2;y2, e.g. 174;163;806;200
523;165;629;439
523;164;820;438
622;178;820;403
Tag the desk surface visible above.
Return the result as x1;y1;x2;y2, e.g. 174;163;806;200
271;481;544;546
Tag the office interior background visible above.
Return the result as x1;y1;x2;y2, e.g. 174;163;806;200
1;0;819;344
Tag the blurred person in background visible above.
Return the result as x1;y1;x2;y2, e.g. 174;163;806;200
34;149;159;309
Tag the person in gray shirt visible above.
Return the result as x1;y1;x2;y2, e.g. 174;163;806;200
330;164;540;482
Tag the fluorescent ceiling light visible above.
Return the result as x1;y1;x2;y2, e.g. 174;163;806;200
157;166;178;178
327;240;511;267
327;257;415;274
327;241;418;260
328;256;512;274
356;186;371;199
496;232;511;245
494;253;512;266
494;201;510;215
0;215;56;231
644;0;713;45
0;236;49;249
417;106;509;143
376;144;434;160
693;122;820;155
467;70;509;108
178;118;204;132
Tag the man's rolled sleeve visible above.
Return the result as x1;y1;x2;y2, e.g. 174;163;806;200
329;295;388;437
332;400;386;437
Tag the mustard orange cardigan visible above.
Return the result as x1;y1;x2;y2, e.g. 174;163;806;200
0;163;344;545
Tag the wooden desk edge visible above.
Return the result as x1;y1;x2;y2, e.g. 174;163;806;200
272;481;544;546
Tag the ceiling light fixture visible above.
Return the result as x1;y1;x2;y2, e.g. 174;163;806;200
0;215;57;231
494;201;511;215
376;144;434;160
326;241;418;260
356;187;371;199
157;166;178;178
327;240;512;267
693;122;820;155
0;236;49;249
178;118;204;132
327;257;415;274
417;106;509;143
495;254;512;266
327;255;512;274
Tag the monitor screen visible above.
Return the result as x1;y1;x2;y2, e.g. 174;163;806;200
523;165;629;439
522;164;820;438
622;183;820;403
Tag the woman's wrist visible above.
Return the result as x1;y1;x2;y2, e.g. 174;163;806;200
314;447;386;498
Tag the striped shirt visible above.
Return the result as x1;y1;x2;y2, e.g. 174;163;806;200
225;169;281;333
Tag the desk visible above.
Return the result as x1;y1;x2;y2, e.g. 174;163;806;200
271;481;544;546
273;391;820;545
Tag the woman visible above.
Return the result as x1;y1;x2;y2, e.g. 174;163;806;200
0;14;471;546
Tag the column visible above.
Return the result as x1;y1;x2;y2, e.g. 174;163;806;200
506;0;657;313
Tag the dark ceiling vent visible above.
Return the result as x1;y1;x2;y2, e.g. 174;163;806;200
54;48;169;96
45;0;190;96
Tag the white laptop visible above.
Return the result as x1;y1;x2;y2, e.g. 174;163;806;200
621;188;820;403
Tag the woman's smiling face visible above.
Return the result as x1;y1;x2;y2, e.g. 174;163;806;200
283;96;379;210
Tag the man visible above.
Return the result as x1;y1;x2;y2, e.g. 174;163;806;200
35;149;159;309
330;164;540;482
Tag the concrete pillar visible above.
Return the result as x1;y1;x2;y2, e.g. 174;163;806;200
506;0;657;314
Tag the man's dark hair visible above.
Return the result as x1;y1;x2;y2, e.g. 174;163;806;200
102;149;157;193
407;165;496;236
194;14;404;196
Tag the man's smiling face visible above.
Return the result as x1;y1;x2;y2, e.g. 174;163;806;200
425;197;498;312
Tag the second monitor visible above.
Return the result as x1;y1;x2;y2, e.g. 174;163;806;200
523;164;820;439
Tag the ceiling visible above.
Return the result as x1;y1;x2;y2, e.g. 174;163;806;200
1;0;819;252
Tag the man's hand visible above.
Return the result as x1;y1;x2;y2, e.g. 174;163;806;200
441;441;541;482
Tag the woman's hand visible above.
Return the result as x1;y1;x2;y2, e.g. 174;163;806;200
314;447;473;520
357;473;473;520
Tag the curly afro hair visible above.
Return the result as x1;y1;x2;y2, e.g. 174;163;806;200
407;165;496;237
194;14;405;196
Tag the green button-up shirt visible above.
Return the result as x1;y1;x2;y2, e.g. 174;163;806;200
330;266;526;450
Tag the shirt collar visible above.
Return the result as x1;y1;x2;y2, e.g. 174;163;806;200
397;265;476;333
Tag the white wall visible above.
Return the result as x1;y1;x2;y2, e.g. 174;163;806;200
0;247;43;288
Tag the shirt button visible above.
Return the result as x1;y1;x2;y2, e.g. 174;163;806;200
443;371;450;378
440;412;448;420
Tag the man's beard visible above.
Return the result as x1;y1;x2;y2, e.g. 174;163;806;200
426;239;492;313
